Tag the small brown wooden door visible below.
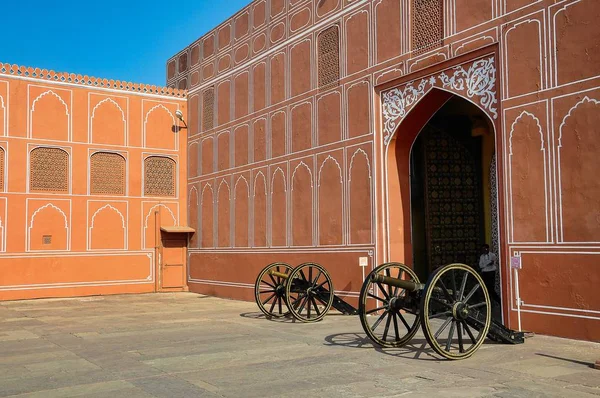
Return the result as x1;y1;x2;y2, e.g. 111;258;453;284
160;236;187;290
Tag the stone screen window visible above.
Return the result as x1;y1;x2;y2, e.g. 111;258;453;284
318;26;340;88
144;156;176;197
202;87;215;132
412;0;444;54
0;147;4;192
90;152;126;195
30;147;69;193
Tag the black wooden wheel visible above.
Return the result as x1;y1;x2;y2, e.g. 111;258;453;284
421;263;491;360
254;262;293;318
359;262;421;347
284;262;334;323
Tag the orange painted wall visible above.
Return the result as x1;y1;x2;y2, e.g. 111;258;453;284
171;0;600;341
0;68;187;300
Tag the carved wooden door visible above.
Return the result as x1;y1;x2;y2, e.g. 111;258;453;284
422;125;482;272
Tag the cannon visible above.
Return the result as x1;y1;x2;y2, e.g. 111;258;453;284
359;262;524;360
254;262;358;322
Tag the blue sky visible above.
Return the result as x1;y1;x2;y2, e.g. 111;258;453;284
0;0;251;86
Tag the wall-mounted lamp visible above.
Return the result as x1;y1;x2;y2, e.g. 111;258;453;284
175;109;188;128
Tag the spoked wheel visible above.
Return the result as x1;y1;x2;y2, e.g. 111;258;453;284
359;262;421;347
421;263;491;360
285;262;334;323
254;262;293;318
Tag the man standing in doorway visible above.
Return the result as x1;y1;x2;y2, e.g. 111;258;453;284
478;244;501;305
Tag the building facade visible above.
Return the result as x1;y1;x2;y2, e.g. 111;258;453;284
0;65;189;300
169;0;600;341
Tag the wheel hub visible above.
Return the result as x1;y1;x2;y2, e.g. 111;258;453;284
452;302;470;320
275;284;285;297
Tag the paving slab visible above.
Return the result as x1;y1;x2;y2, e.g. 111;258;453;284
0;292;598;398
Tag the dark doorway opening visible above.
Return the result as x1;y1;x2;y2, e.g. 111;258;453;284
409;96;496;283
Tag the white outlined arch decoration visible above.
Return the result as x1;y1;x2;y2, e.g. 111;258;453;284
0;94;6;136
508;111;549;243
0;217;4;252
28;203;69;251
143;204;177;249
557;96;600;242
30;90;71;140
90;98;127;144
318;155;342;186
89;204;127;250
143;104;177;148
381;55;498;145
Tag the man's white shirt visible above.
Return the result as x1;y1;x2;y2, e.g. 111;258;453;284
479;252;497;272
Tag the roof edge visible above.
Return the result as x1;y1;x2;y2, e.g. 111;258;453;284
0;62;187;98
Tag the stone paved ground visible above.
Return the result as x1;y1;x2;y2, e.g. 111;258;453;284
0;293;598;398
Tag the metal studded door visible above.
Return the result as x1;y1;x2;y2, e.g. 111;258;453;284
422;125;483;272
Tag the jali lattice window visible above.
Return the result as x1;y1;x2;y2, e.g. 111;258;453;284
318;26;340;88
90;152;126;195
202;87;215;132
412;0;444;53
144;156;176;197
0;147;4;192
30;147;69;192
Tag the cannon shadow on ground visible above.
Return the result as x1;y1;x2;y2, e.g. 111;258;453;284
323;332;443;361
239;312;299;323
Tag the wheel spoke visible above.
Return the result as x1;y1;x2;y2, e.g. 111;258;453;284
299;269;309;282
396;310;411;331
371;310;388;330
297;296;308;314
431;296;453;309
384;268;394;299
438;280;455;303
278;297;283;314
392;268;403;297
312;270;322;287
311;297;321;316
291;293;305;308
261;280;276;289
463;283;481;303
376;282;390;300
262;292;276;305
457;321;464;353
429;310;452;319
269;297;277;313
461;320;477;344
382;312;392;341
434;317;453;339
316;279;329;290
268;273;278;286
365;306;386;315
367;292;386;303
470;302;488;309
306;296;312;318
308;267;312;284
259;289;276;294
445;320;456;352
458;272;468;301
392;311;400;341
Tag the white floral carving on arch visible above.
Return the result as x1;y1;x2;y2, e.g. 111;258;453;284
381;56;498;145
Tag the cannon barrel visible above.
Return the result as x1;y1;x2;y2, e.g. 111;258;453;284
268;270;289;279
370;273;423;292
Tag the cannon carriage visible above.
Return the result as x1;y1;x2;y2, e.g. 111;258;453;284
254;262;357;322
255;260;524;360
359;262;524;360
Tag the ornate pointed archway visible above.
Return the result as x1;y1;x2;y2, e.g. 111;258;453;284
375;50;505;317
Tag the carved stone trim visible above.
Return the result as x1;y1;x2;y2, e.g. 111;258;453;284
381;56;498;145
